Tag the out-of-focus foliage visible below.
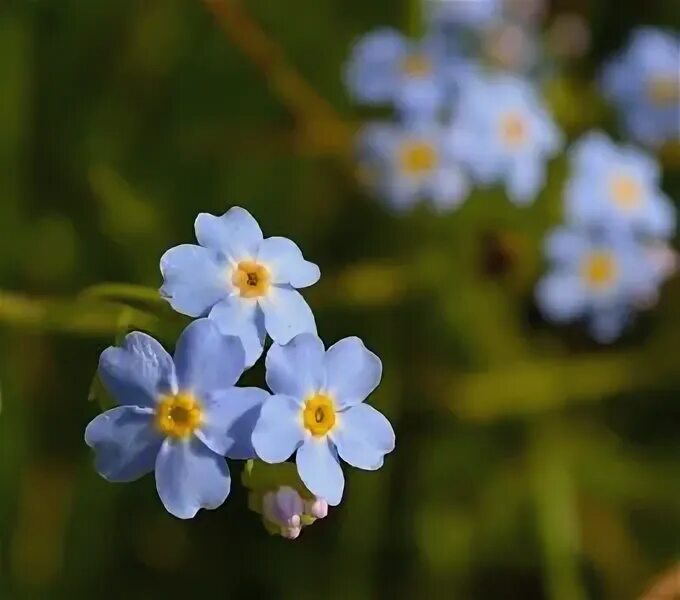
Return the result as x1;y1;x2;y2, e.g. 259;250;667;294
0;1;678;599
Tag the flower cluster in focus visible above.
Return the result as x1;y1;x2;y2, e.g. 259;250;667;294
85;207;395;536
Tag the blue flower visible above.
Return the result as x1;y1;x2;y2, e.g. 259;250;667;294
601;28;680;147
160;207;320;367
85;319;269;519
565;132;675;239
251;334;395;506
535;227;664;342
358;121;469;212
344;28;446;121
448;73;562;204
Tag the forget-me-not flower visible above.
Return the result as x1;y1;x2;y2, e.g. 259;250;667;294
448;73;562;204
601;28;680;147
344;28;446;120
535;227;664;342
160;207;320;367
359;121;469;212
85;319;268;519
251;334;395;506
565;132;675;239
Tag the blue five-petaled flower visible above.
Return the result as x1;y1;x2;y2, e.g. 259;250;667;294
564;131;675;239
344;27;446;121
448;73;563;205
601;28;680;147
252;333;396;506
535;227;663;342
85;319;268;519
358;121;470;213
160;207;320;367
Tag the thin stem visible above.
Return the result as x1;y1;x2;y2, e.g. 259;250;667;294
0;290;159;337
531;420;587;600
200;0;352;154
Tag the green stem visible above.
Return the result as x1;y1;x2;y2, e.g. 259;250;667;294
531;420;586;600
406;0;424;38
79;283;165;307
0;290;159;337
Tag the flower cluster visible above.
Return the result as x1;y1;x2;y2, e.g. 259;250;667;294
345;3;563;213
536;132;676;341
85;208;395;533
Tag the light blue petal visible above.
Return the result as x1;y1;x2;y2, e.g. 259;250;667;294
331;403;395;470
251;394;304;463
324;337;382;409
544;227;586;266
382;176;422;213
155;438;231;519
344;28;406;104
589;308;629;343
535;273;587;323
99;332;177;408
507;156;544;205
173;319;245;396
197;387;269;459
208;297;265;368
85;406;161;482
265;333;325;398
260;285;317;344
429;166;469;212
256;236;320;288
396;78;443;123
159;244;227;317
296;438;344;506
569;131;616;174
431;0;501;28
194;207;263;261
645;194;676;238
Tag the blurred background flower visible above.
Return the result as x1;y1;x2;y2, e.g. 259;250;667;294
601;28;680;147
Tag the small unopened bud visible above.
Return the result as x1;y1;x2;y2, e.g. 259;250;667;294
305;497;329;520
281;525;302;540
262;486;305;538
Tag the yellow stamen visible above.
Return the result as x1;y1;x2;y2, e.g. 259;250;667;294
302;393;336;437
500;112;527;148
609;173;642;211
647;75;679;106
156;392;202;439
581;252;618;290
401;54;431;78
232;260;271;298
398;140;438;175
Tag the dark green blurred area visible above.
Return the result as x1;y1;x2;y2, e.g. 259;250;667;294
0;1;679;598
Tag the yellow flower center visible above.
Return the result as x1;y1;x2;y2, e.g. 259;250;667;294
156;392;202;439
500;112;527;148
401;54;431;78
232;260;271;298
581;252;618;290
647;75;679;106
398;140;438;176
609;173;642;211
302;393;336;437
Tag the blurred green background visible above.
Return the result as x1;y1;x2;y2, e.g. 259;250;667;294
0;1;679;598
